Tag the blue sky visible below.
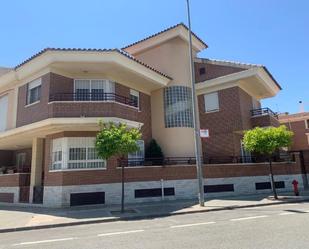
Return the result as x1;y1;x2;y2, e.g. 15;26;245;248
0;0;308;113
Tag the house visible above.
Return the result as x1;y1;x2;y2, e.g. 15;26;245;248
279;112;309;151
0;23;303;207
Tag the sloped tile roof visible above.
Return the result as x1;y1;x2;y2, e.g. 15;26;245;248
13;48;172;80
122;23;208;50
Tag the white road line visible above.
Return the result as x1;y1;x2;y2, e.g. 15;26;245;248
230;215;268;221
13;237;75;246
97;229;145;237
278;212;295;216
170;221;216;229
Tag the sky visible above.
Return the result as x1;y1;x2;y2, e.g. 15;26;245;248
0;0;308;113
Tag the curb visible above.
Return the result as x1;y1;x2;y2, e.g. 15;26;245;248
1;198;308;234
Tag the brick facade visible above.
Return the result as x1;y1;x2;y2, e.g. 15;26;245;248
195;62;246;83
198;86;253;157
281;119;309;151
16;73;151;143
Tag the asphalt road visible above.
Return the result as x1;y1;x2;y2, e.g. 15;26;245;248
1;202;309;249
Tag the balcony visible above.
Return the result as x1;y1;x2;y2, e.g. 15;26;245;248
250;107;280;128
48;92;142;120
251;107;277;117
49;92;138;108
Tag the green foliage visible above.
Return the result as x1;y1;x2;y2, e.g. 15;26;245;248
95;121;142;160
243;125;293;156
145;139;164;158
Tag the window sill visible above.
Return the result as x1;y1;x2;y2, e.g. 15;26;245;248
49;168;106;172
25;101;40;108
205;109;219;114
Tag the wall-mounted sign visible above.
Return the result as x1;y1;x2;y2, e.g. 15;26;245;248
200;129;209;138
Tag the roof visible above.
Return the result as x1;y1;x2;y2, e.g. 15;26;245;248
10;48;171;80
195;58;282;90
122;23;208;50
0;67;12;76
278;112;309;120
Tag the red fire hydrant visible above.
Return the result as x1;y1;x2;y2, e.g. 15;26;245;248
292;180;299;196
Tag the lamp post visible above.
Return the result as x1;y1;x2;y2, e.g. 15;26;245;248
186;0;205;207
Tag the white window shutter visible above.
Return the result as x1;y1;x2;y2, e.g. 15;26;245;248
204;92;219;112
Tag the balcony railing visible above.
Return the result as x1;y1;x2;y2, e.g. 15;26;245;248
119;157;197;167
119;154;293;167
251;107;277;117
49;92;138;108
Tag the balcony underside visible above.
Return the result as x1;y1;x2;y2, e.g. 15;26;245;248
0;117;143;150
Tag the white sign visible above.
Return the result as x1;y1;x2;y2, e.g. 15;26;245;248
200;129;209;138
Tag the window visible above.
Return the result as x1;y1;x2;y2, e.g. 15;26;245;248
50;137;106;171
164;86;193;128
0;95;8;132
199;67;206;75
130;89;139;108
204;92;219;113
27;79;41;105
128;140;144;166
74;79;114;101
305;119;309;129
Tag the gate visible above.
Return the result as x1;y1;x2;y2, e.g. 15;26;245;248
19;186;30;203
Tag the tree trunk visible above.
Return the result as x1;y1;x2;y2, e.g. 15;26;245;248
121;156;125;213
269;157;278;199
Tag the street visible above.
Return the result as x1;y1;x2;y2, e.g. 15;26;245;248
0;202;309;249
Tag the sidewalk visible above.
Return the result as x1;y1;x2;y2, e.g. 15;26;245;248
1;191;309;233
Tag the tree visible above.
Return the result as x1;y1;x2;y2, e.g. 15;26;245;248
243;125;293;199
95;122;141;212
145;139;164;158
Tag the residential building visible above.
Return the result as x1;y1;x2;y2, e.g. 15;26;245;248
279;112;309;151
0;24;304;207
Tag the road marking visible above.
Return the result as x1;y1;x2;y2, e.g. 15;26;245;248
170;221;216;229
97;229;145;237
13;237;75;246
230;215;268;221
278;212;295;216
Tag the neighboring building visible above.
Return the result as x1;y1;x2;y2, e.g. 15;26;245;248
279;112;309;151
0;23;303;207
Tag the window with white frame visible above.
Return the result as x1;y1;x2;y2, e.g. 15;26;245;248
130;89;139;108
50;137;106;171
204;92;219;113
74;79;114;101
128;140;144;166
305;119;309;129
27;78;41;105
0;95;8;132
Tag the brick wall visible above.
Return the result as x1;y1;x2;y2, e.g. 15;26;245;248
198;86;254;157
0;174;30;187
16;73;51;127
195;62;246;83
282;120;309;151
16;73;151;143
43;161;301;186
251;115;280;128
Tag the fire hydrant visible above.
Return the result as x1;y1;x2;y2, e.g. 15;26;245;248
292;180;299;196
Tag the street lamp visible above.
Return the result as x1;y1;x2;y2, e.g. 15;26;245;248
186;0;205;207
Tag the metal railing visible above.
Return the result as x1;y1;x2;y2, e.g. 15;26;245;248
49;92;138;108
204;154;293;164
120;157;197;167
251;107;277;117
119;154;294;167
0;165;31;174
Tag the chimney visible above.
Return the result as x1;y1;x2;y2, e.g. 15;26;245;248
299;101;305;113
